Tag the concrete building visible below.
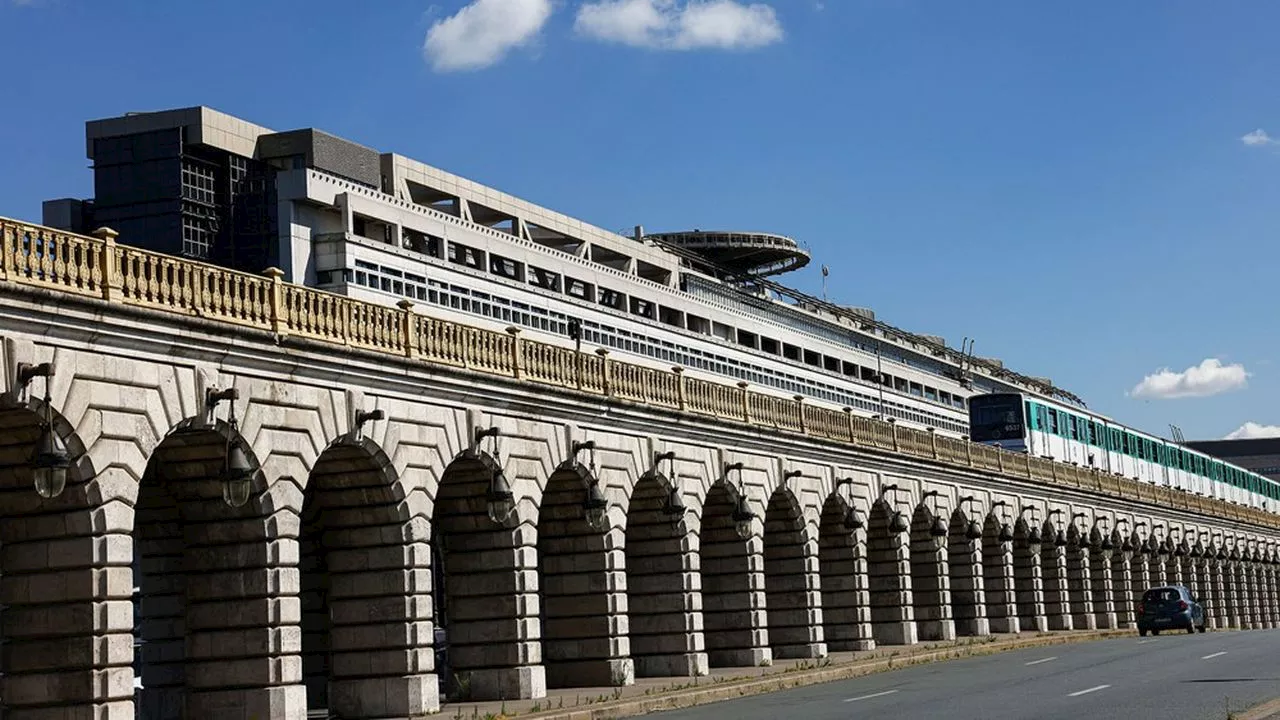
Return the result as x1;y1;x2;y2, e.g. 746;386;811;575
1186;438;1280;482
1;216;1279;719
42;106;1090;448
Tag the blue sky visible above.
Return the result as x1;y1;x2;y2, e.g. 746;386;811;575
1;0;1277;441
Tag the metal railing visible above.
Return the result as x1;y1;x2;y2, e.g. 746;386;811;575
1;217;1273;530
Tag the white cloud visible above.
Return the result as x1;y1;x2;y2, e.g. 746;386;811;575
1129;358;1249;400
575;0;783;51
1224;422;1280;440
1241;129;1277;147
423;0;554;72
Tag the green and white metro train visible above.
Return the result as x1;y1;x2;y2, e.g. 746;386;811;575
967;392;1279;511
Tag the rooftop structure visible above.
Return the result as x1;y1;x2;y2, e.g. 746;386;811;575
1186;438;1280;482
644;230;810;279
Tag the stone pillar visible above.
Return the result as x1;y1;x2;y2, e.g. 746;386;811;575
310;505;439;719
1130;556;1149;629
1089;550;1116;630
0;473;137;719
626;516;708;678
1040;544;1072;631
819;528;875;651
1168;554;1184;587
910;530;955;642
1111;556;1134;629
1014;540;1047;633
1067;547;1096;631
435;512;546;702
1147;553;1166;589
868;526;916;645
183;515;306;718
1211;561;1230;629
1268;565;1280;628
1253;564;1271;630
1248;563;1260;629
1196;558;1216;630
540;523;633;689
949;535;989;637
702;532;771;667
1223;562;1240;629
982;534;1019;634
764;535;826;659
136;488;187;719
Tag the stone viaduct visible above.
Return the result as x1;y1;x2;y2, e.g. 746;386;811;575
0;219;1278;719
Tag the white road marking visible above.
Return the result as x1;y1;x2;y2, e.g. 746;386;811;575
844;690;900;703
1201;651;1228;660
1137;639;1158;644
1025;656;1058;666
1067;684;1111;697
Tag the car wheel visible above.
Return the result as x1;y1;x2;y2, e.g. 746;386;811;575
1138;628;1147;637
1186;625;1196;634
1152;630;1161;636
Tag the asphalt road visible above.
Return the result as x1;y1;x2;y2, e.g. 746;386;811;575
649;630;1280;720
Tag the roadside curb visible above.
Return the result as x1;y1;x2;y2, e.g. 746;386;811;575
1238;696;1280;720
517;629;1135;720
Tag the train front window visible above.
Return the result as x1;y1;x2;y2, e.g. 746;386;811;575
968;395;1025;442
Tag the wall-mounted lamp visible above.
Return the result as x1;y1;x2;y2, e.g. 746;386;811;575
835;478;864;531
207;387;253;508
1046;509;1066;548
355;408;385;430
572;440;608;531
726;462;755;540
1072;512;1090;549
921;490;947;549
958;496;983;542
1020;506;1043;554
475;427;514;525
20;362;70;499
882;484;910;534
991;500;1015;543
654;452;685;525
784;469;803;481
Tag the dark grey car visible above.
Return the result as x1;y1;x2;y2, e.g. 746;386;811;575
1137;585;1206;636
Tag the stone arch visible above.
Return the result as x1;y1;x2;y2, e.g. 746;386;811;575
700;479;769;667
763;486;824;658
947;509;987;637
818;494;873;651
299;435;435;718
1040;520;1071;630
909;503;953;641
432;450;544;702
867;500;915;645
0;399;132;718
981;513;1018;633
133;418;302;718
624;470;706;678
1012;518;1045;632
536;460;631;688
1065;524;1095;630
